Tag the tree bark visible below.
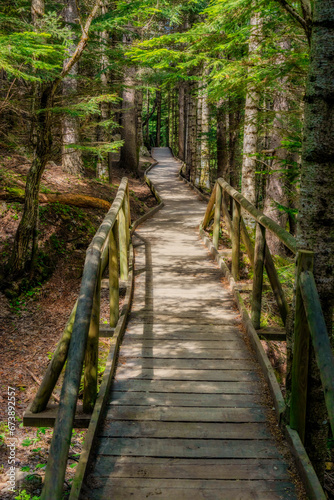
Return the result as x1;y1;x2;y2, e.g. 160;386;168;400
9;0;102;277
195;82;202;187
155;89;161;147
241;12;262;213
96;2;110;179
178;83;186;161
216;99;228;181
199;83;210;189
296;0;334;481
61;0;83;176
263;41;290;255
119;64;138;174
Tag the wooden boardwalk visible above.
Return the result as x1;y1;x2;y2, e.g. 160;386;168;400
82;148;297;499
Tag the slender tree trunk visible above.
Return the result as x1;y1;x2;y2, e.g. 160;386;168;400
178;83;186;161
263;40;290;255
96;3;110;179
9;0;101;278
200;83;210;189
229;97;243;190
195;82;202;187
136;87;143;151
61;0;83;175
145;87;150;146
241;12;262;210
296;0;334;480
10;86;53;275
216;100;228;181
263;92;289;254
119;65;138;173
186;83;197;183
156;90;161;147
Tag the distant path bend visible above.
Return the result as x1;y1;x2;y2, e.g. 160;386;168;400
82;147;298;499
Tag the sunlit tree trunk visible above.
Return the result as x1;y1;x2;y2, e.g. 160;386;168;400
199;83;210;189
195;82;202;187
178;83;186;161
96;2;110;179
61;0;83;175
119;64;138;174
216;99;228;181
155;89;161;147
296;0;334;480
241;12;262;212
263;41;291;255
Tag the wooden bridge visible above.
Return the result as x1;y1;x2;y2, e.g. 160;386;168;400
24;148;334;499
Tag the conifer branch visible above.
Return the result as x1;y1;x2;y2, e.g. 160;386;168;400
274;0;312;44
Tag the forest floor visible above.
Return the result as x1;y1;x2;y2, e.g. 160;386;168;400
0;152;158;499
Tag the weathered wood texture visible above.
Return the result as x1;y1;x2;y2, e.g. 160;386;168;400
82;148;297;500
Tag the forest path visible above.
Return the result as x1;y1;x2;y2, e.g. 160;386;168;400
82;148;297;499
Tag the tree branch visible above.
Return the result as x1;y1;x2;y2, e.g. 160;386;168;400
50;0;102;97
274;0;312;44
142;93;158;126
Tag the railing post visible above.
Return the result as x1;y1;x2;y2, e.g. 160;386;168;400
119;199;128;280
202;184;217;229
231;200;241;280
83;259;101;414
251;223;266;329
290;250;314;443
109;221;119;327
213;183;222;249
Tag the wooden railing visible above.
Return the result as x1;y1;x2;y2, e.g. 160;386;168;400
202;177;334;443
27;178;131;500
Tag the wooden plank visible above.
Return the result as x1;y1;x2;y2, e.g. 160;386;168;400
23;404;91;428
257;327;286;341
112;379;262;394
119;346;251;359
106;406;266;422
91;456;288;480
85;485;295;500
108;391;260;407
116;358;256;370
115;368;259;382
99;421;271;439
128;313;238;325
121;339;244;349
96;438;279;458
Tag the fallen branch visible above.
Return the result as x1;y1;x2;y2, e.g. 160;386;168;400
1;191;111;210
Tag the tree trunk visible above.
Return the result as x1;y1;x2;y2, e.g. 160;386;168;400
10;86;53;276
216;100;228;181
178;83;186;161
136;87;143;151
296;0;334;481
229;97;243;190
241;12;262;211
155;89;161;147
119;64;138;174
61;0;83;176
195;82;202;187
96;2;110;179
186;83;197;183
199;83;210;189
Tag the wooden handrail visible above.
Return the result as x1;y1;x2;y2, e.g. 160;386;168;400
217;178;297;254
202;178;334;469
40;178;130;500
300;270;334;436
